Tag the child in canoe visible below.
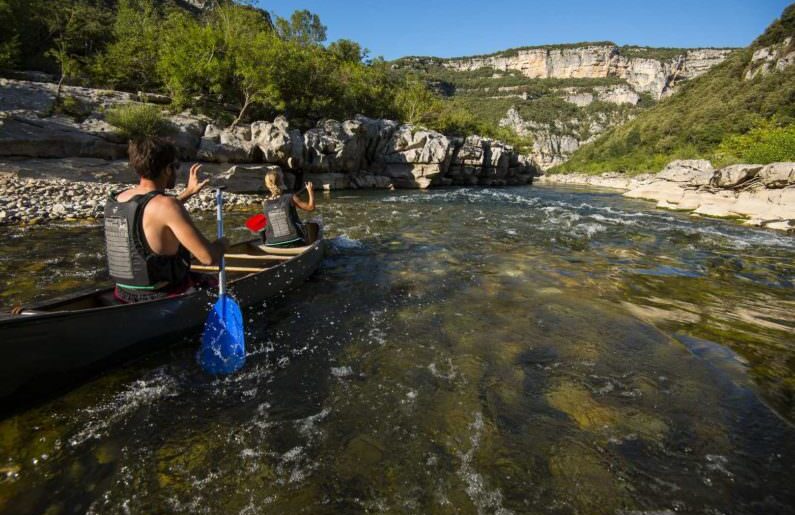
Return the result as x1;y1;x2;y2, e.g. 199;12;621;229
261;168;315;247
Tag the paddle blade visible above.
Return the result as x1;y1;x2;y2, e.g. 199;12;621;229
245;214;267;233
198;294;246;375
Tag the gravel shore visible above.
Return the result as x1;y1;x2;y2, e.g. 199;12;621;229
0;175;261;225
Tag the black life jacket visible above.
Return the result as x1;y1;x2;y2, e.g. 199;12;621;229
263;194;304;246
104;190;190;288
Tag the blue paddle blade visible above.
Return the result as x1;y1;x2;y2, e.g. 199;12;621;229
198;294;246;375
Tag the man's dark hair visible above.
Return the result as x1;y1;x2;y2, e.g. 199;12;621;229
128;138;178;180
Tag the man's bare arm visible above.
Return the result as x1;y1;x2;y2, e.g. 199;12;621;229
162;198;226;265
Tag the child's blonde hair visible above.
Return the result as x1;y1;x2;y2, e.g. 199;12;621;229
264;169;286;198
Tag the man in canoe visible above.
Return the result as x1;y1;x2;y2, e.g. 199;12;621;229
104;137;228;303
261;168;315;247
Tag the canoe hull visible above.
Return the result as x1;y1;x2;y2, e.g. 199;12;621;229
0;229;325;414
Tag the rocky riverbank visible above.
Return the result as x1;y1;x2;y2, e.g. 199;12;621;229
0;175;260;225
0;77;537;192
537;160;795;231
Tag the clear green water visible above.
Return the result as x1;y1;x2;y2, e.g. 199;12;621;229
0;185;793;514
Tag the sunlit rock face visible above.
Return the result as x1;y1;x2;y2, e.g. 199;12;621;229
538;160;795;231
745;37;795;79
176;0;212;10
445;45;733;99
563;85;640;107
499;107;604;170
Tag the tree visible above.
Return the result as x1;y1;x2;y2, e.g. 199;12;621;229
393;77;442;125
0;0;20;68
45;1;111;100
157;10;226;109
1;0;51;71
274;9;327;46
229;31;285;127
92;0;162;91
157;2;284;124
328;39;367;63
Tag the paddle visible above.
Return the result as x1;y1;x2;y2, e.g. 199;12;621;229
243;185;308;233
198;188;246;375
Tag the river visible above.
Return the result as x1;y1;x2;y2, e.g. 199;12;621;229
0;185;793;514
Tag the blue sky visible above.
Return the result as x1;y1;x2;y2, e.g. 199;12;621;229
255;0;792;60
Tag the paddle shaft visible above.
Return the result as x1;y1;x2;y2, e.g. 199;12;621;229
216;189;226;297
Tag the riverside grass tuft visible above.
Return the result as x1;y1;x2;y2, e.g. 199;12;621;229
105;103;174;141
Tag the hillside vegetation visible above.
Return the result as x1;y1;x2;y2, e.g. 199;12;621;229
0;0;417;128
0;0;543;146
554;5;795;174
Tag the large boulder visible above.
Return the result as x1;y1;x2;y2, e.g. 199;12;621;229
197;124;260;163
656;159;714;185
378;125;452;188
168;113;208;161
452;135;486;168
0;157;133;183
0;115;127;159
354;115;399;168
710;164;762;188
349;172;393;189
758;162;795;188
214;164;282;194
303;119;367;174
448;135;530;186
382;125;451;166
379;163;443;189
251;116;303;169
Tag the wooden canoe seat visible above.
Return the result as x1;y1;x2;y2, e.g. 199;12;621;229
255;244;310;256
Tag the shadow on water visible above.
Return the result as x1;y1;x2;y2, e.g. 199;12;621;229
1;186;794;514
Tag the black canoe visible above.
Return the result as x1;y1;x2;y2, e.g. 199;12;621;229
0;223;325;414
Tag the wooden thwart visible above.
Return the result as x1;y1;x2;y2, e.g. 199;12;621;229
224;253;291;261
192;265;267;273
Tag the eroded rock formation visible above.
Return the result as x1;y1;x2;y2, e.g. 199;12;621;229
537;160;795;231
444;45;733;99
745;37;795;80
0;79;538;194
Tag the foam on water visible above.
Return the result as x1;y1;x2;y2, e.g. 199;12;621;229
68;368;179;447
456;412;513;515
330;365;354;378
329;235;364;250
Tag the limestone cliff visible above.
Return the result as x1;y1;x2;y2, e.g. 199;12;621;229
443;45;733;99
745;36;795;79
394;43;734;170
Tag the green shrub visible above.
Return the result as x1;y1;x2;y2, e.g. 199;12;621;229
105;103;173;140
556;43;795;174
752;4;795;48
713;121;795;165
